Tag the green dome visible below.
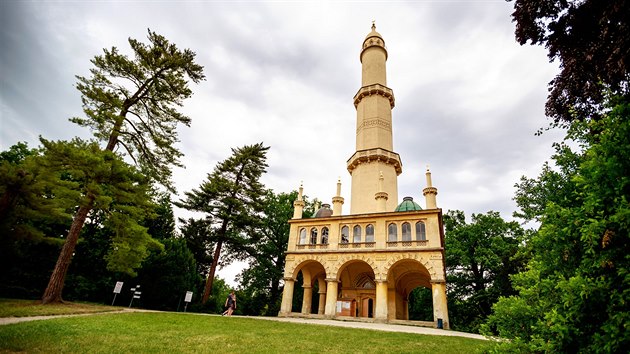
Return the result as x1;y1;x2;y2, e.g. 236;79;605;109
394;196;422;212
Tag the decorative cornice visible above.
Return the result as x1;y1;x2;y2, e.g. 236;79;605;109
347;148;402;175
360;36;388;62
332;196;344;204
422;187;438;196
353;84;395;109
375;192;388;200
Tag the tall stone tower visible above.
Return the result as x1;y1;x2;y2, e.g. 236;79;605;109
348;23;402;214
278;24;449;330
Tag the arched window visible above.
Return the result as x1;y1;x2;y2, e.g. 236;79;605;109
299;228;307;244
353;225;362;243
402;222;412;241
340;226;349;244
388;223;397;242
416;222;426;241
310;227;318;245
321;227;329;244
365;224;374;242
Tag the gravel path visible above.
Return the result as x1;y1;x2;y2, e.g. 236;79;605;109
0;310;487;340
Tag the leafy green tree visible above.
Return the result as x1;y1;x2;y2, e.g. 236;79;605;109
136;238;200;311
237;190;315;315
42;30;204;303
178;217;215;276
444;210;527;333
144;192;176;241
509;0;629;124
483;98;630;352
178;143;269;304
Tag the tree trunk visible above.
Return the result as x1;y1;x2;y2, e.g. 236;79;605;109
41;195;95;304
201;239;223;304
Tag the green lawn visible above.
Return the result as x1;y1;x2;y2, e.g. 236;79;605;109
0;312;492;353
0;298;118;317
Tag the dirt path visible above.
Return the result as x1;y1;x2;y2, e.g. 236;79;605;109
0;311;487;340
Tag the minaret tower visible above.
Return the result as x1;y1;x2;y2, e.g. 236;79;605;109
347;23;402;214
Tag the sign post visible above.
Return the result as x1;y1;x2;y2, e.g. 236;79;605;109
184;291;193;312
112;281;124;306
129;285;141;308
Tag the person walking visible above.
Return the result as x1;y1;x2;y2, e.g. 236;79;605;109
222;290;236;316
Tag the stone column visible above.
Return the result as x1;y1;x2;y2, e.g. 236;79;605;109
324;278;339;317
301;285;312;315
279;278;295;316
318;291;326;315
431;281;449;329
375;280;388;321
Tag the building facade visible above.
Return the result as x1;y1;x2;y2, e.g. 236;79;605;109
278;24;449;329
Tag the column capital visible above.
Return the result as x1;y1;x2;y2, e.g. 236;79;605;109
325;278;338;283
283;277;295;282
302;285;312;289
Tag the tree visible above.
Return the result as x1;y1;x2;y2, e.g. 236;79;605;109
237;190;315;315
444;210;527;333
179;217;215;276
509;0;630;124
42;30;204;304
483;98;630;352
178;143;269;304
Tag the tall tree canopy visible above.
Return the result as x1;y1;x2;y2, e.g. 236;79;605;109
444;210;527;333
238;190;316;316
510;0;630;124
178;143;269;304
483;98;630;352
42;30;204;303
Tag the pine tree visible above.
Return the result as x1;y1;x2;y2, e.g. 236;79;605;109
42;30;204;304
178;143;269;304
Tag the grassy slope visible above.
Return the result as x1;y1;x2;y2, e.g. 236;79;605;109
0;298;118;317
0;312;492;353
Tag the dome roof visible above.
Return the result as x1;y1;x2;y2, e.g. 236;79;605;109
395;197;422;212
365;22;383;40
314;203;333;218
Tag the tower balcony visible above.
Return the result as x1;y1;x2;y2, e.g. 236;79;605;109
347;148;402;175
353;84;395;109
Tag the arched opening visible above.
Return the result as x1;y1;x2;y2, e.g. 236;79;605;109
290;260;326;315
353;225;362;243
387;259;432;320
299;228;307;244
340;226;349;243
388;223;397;242
415;222;426;241
310;228;318;245
365;224;374;242
321;227;329;244
402;222;411;241
336;260;375;318
408;287;433;321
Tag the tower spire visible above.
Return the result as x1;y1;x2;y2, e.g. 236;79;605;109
423;166;438;209
347;24;402;214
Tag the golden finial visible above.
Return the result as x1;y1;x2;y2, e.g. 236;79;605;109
371;20;376;30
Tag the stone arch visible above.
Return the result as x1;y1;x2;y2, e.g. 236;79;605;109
287;256;327;284
382;252;438;281
330;254;378;281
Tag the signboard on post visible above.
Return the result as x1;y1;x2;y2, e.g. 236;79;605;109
129;285;141;308
111;281;124;306
183;291;193;312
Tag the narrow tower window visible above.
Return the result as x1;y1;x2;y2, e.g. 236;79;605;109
365;224;374;242
341;226;349;244
388;223;397;242
299;228;307;244
321;227;329;244
310;227;318;245
416;222;426;241
402;222;411;241
353;225;362;243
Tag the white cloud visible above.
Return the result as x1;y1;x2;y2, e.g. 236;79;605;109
1;1;562;286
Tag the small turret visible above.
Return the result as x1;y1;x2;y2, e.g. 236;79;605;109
375;171;389;212
423;166;438;209
332;178;344;216
293;182;306;219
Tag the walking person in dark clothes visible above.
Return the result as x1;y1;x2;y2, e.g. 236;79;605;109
222;290;236;316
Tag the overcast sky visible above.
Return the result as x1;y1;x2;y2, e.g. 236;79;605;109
1;0;563;285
